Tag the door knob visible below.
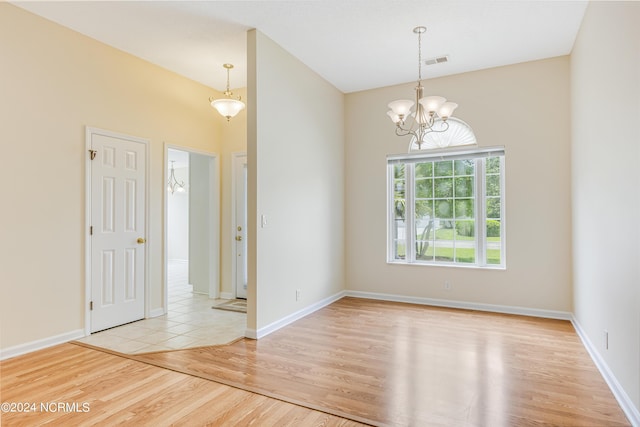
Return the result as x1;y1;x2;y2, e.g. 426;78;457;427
137;238;146;244
235;235;243;241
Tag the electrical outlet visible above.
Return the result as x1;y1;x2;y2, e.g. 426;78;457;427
296;289;301;301
444;282;452;291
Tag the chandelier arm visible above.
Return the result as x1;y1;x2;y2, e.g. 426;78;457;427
423;121;450;134
395;126;417;139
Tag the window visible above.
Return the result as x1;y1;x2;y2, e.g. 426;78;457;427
388;147;505;268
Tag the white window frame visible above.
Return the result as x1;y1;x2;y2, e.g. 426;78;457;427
387;146;506;269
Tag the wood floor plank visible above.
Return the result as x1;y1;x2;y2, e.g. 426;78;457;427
133;297;630;426
0;344;367;427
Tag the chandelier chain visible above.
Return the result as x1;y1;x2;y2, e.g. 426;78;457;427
417;29;422;82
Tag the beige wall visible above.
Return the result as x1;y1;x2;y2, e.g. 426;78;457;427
247;30;345;333
0;4;223;350
571;1;640;412
345;57;573;312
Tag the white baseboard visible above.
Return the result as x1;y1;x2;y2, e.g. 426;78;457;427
220;292;234;300
245;291;346;340
0;329;85;361
572;316;640;426
345;290;572;320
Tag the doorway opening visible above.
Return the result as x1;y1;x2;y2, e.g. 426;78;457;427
165;147;220;310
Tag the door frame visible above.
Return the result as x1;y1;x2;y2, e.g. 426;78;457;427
231;152;247;299
84;127;150;336
163;144;220;313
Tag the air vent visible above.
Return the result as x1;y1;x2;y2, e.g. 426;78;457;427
425;55;449;66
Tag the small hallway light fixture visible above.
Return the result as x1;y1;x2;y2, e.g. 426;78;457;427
167;161;186;195
209;63;245;121
387;26;475;150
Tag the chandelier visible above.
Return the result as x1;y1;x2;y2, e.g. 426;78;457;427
209;63;245;121
387;26;460;149
167;161;186;195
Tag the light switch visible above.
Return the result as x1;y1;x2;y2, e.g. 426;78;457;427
261;214;268;228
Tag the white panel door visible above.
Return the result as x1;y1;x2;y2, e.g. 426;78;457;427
234;154;247;299
89;131;146;332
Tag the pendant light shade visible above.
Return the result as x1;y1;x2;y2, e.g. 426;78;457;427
210;98;246;120
209;63;245;121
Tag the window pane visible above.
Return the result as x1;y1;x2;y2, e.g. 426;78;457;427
394;239;406;260
415;200;433;220
415;162;433;178
454;220;475;263
454;159;474;176
454;199;474;219
393;198;406;220
486;157;500;173
486;220;501;238
486;198;501;219
415;178;433;198
454;177;474;197
487;250;501;265
392;211;406;260
434;178;453;198
455;247;475;263
394;181;405;202
435;199;453;218
392;163;406;261
434;221;454;262
394;164;405;179
455;220;475;239
416;221;433;261
434;161;453;177
391;199;407;259
486;174;500;197
486;219;501;264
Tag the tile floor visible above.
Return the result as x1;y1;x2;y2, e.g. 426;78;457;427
76;261;246;354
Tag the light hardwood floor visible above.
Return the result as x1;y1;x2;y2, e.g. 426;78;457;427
135;298;630;426
0;344;364;426
1;297;630;426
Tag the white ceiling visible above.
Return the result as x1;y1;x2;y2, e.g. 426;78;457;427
13;1;588;93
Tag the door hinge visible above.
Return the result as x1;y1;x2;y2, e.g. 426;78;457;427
89;226;93;235
89;301;93;311
89;149;97;160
